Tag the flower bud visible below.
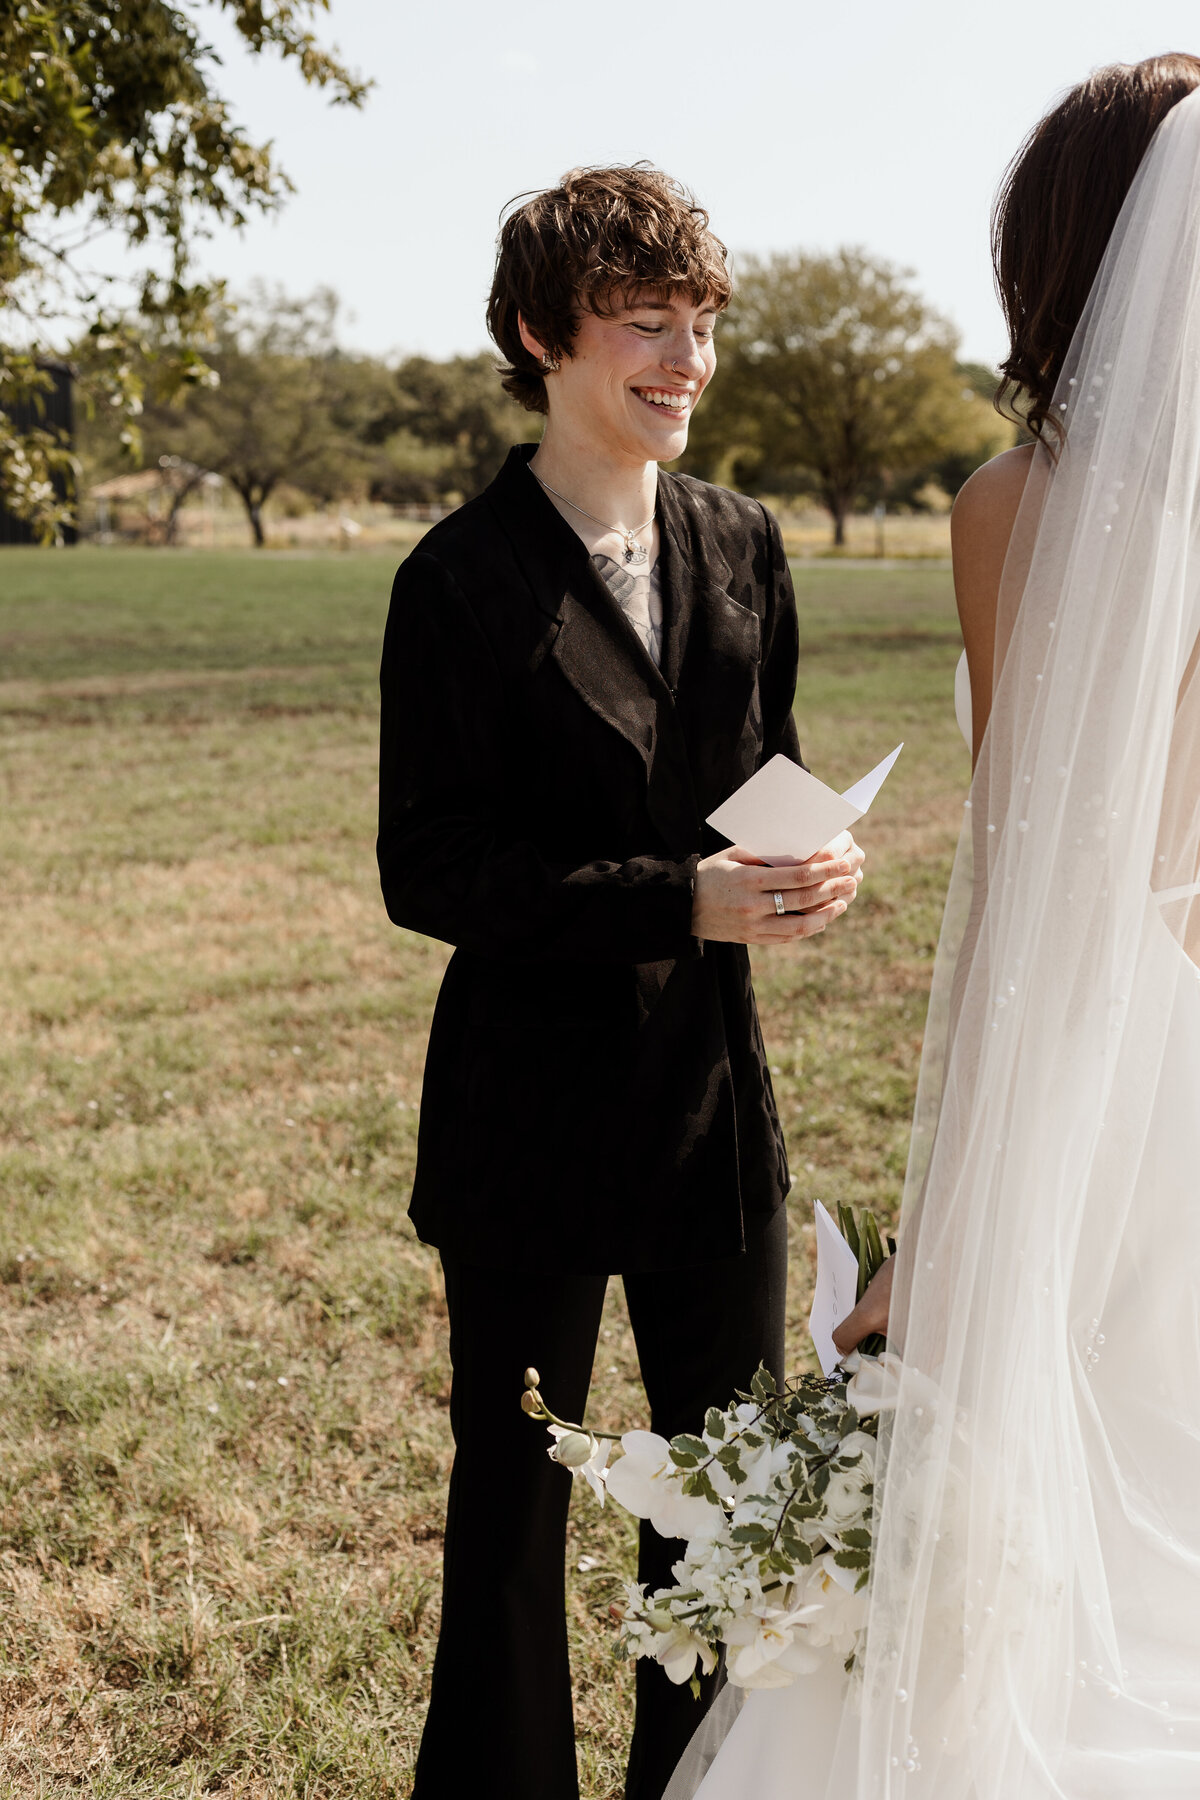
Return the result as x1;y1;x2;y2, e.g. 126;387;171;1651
550;1431;596;1467
520;1391;540;1416
524;1367;540;1389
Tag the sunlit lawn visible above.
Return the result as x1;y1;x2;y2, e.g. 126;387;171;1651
0;547;967;1796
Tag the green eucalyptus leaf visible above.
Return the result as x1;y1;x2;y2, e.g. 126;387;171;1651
751;1367;778;1403
833;1548;871;1570
683;1468;722;1506
729;1523;773;1546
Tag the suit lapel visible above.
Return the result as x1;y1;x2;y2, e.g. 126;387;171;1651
657;477;763;819
657;483;706;697
485;449;763;842
551;563;664;771
658;475;762;693
551;556;707;850
489;447;671;766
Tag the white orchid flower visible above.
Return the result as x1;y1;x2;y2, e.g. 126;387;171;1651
547;1426;611;1503
606;1431;724;1539
798;1558;870;1653
723;1601;824;1688
656;1624;719;1687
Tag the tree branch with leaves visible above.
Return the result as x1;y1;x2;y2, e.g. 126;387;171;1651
0;0;368;540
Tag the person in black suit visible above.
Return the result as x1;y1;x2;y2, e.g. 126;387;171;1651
378;165;865;1800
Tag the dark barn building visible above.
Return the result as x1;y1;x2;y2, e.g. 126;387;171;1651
0;362;76;545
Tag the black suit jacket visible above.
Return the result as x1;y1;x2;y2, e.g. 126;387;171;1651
378;444;803;1273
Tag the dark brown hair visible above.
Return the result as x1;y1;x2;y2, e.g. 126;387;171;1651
486;164;732;414
993;53;1200;440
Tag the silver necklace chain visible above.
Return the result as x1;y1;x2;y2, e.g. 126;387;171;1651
530;467;656;566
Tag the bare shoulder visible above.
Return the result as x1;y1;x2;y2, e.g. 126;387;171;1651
952;447;1036;619
951;445;1036;563
951;444;1037;761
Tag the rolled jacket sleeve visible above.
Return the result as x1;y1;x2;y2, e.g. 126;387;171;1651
377;552;701;964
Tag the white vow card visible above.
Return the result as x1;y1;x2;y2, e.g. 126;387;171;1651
809;1200;861;1376
705;745;903;865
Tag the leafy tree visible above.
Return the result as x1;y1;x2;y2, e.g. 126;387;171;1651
140;285;369;545
892;361;1014;506
372;354;533;505
687;250;1005;544
0;0;367;540
934;362;1011;490
88;298;534;537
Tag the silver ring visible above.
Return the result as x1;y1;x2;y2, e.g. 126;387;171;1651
773;890;786;916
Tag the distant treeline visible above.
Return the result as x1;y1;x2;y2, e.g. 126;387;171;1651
81;263;1014;548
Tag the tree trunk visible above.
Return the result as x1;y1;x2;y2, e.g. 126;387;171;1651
230;482;267;547
233;486;265;547
165;476;203;547
824;485;854;547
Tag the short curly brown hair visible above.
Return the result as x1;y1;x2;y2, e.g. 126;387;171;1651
486;163;732;414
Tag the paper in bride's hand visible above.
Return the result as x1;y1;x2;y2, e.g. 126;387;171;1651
705;745;903;866
810;1200;862;1376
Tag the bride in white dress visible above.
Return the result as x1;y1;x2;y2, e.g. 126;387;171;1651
668;54;1200;1800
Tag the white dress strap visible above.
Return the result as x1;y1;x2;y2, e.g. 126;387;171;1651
1152;879;1200;905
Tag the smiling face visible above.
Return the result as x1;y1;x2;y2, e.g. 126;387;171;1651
521;291;719;468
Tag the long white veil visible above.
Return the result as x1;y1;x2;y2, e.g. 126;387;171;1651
847;81;1200;1798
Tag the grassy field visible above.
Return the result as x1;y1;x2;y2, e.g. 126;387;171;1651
0;546;968;1797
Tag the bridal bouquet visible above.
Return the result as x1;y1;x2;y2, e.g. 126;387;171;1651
521;1207;898;1694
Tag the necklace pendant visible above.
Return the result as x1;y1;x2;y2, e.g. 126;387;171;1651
625;542;649;566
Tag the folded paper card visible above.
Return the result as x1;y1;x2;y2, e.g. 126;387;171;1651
705;744;903;865
809;1200;861;1377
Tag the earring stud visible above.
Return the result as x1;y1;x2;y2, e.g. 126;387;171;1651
541;354;559;373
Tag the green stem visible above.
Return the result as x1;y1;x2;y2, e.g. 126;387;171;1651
525;1389;622;1441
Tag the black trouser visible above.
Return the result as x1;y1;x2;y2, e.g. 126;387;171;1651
411;1207;788;1800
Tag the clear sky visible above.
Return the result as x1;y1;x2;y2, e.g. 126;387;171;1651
183;0;1200;369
